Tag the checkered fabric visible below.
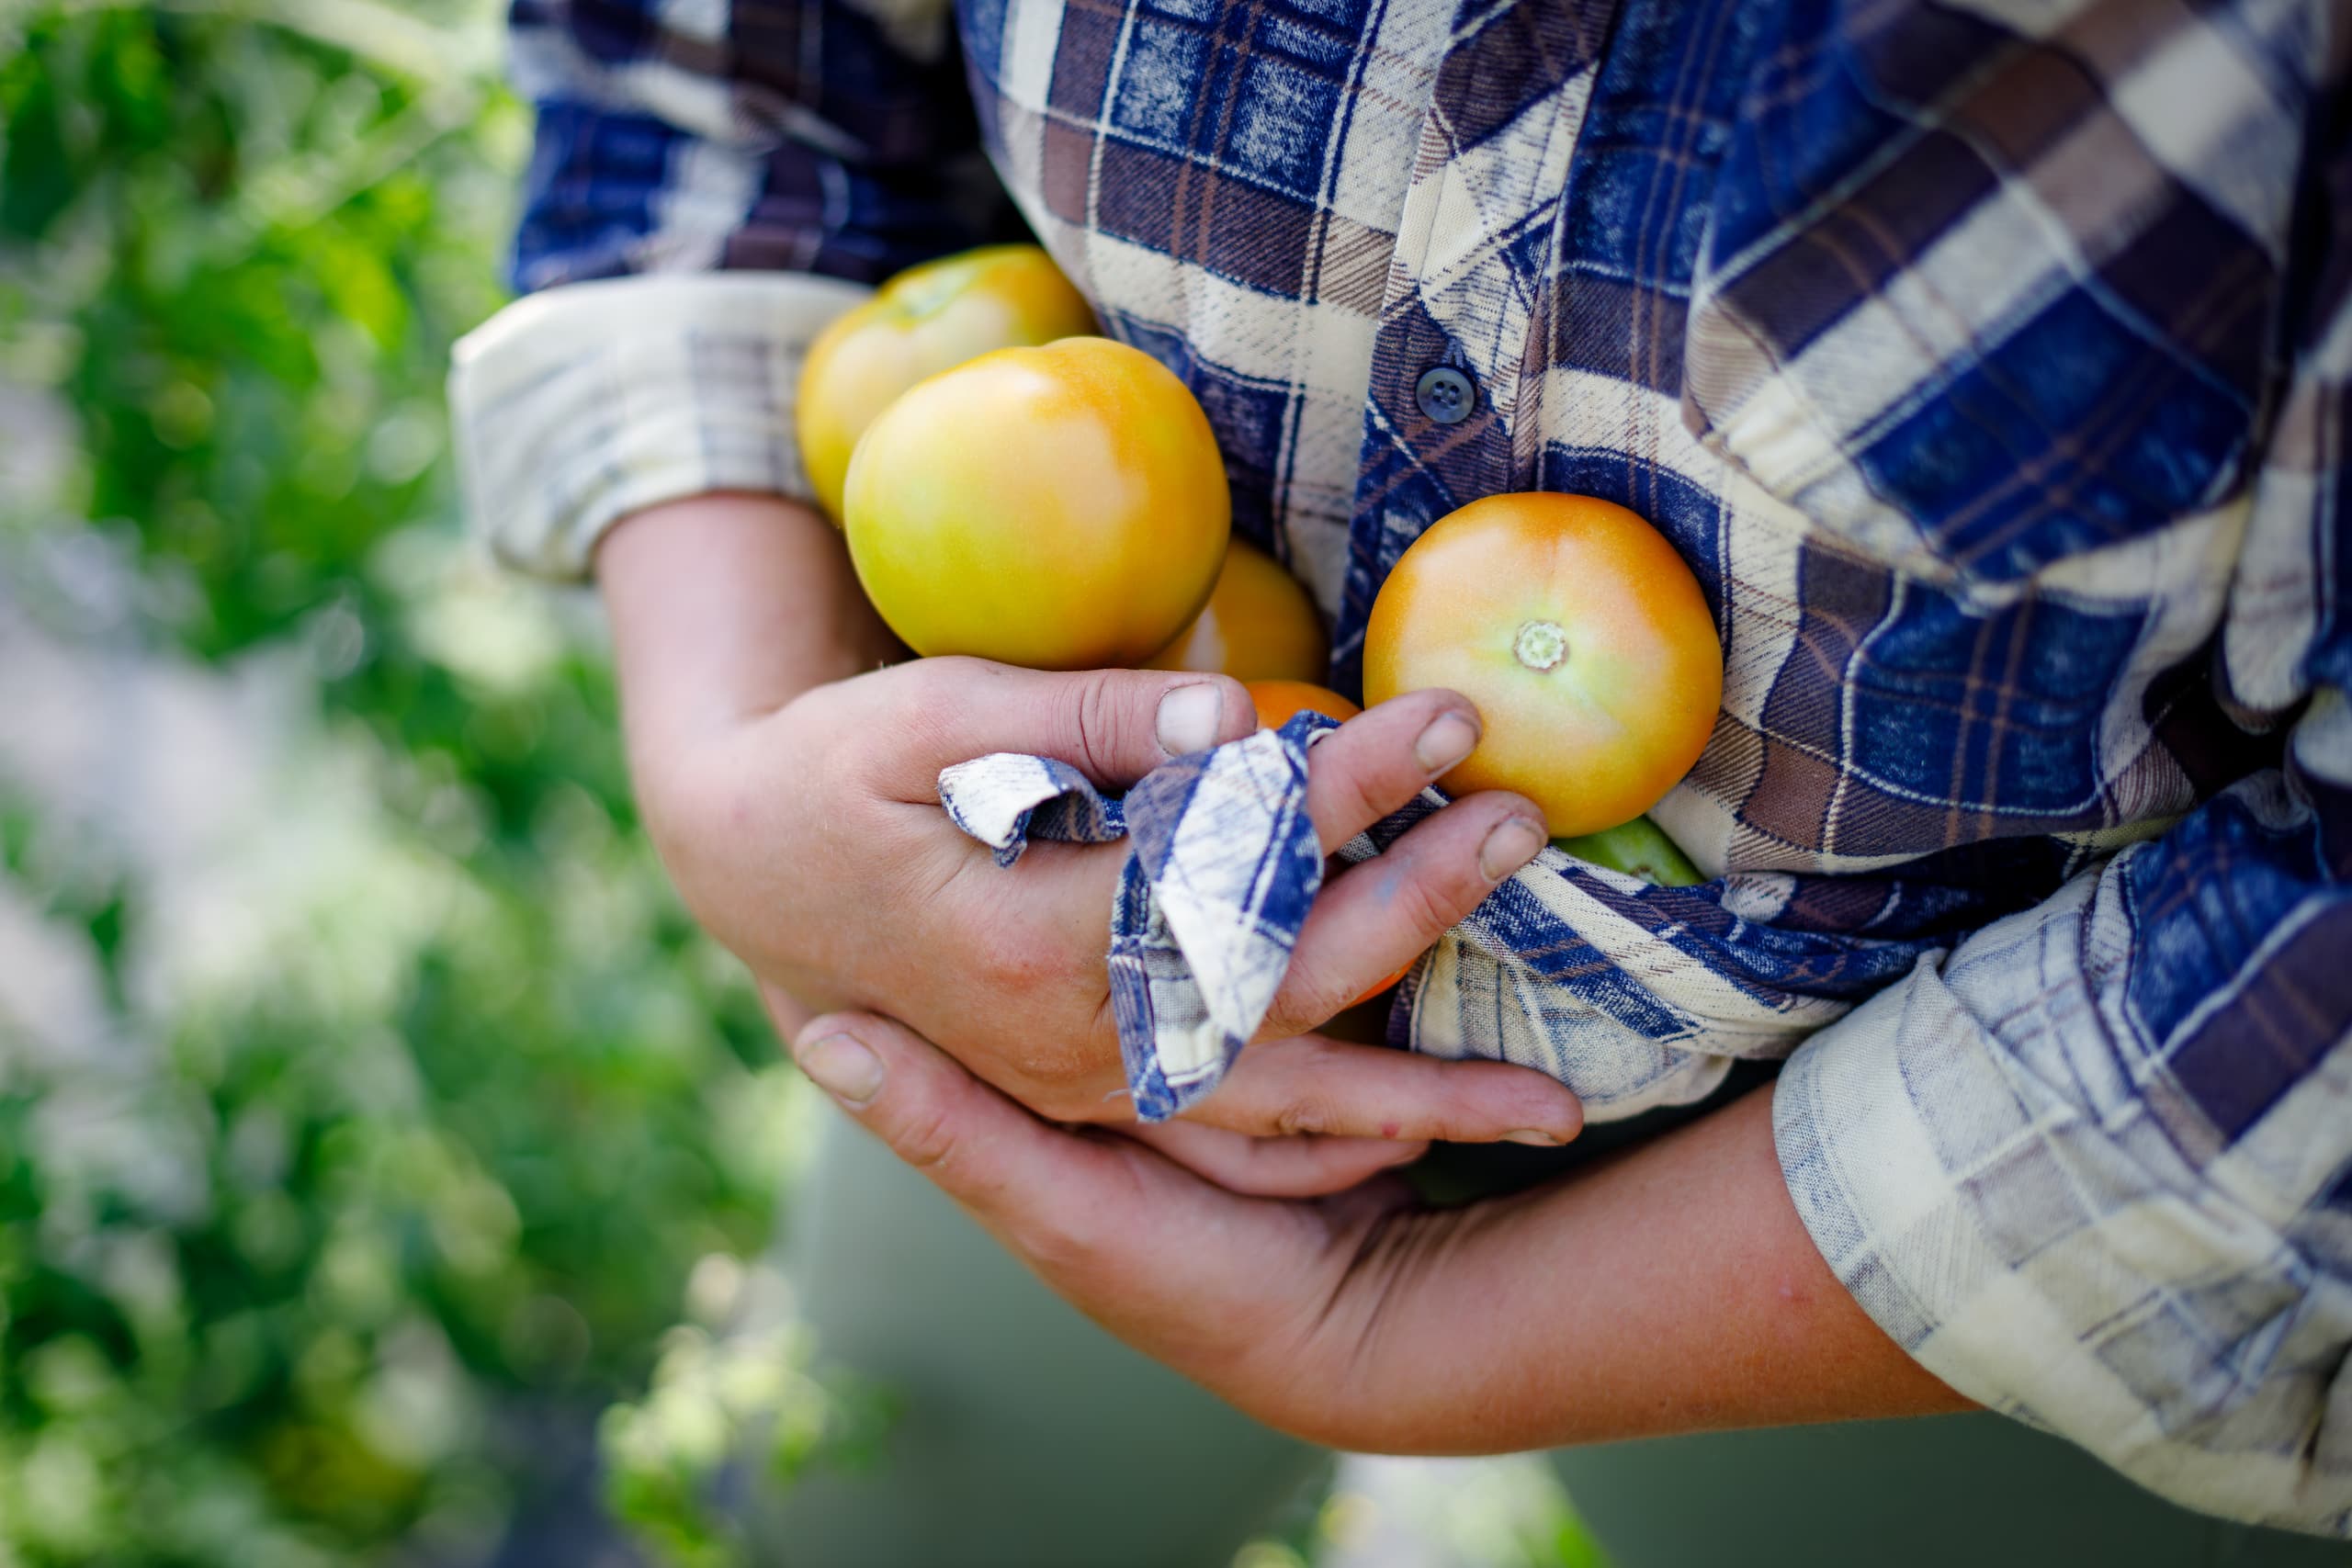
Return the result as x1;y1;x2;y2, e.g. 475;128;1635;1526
457;0;2352;1537
945;717;1334;1117
937;751;1128;865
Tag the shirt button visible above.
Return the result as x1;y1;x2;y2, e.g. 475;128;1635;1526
1414;365;1475;425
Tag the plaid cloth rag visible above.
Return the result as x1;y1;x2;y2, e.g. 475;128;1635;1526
942;718;1331;1119
450;0;2352;1536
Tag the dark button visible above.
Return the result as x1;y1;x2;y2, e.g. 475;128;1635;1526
1414;365;1475;425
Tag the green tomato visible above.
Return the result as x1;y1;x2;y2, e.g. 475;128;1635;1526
1551;816;1703;886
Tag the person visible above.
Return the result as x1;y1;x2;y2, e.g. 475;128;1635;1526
451;0;2352;1561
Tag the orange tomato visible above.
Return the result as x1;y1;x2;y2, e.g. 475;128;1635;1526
1363;492;1721;838
797;244;1097;524
1148;541;1329;681
1358;960;1416;1004
844;337;1230;670
1243;679;1360;730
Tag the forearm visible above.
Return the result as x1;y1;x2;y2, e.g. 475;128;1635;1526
1332;1087;1973;1452
595;491;900;766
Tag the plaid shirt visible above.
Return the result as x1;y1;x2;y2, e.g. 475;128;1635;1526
450;0;2352;1536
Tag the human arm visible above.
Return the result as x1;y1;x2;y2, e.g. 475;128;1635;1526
1751;89;2352;1533
772;1001;1972;1450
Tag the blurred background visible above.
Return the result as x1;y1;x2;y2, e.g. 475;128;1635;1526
0;4;1604;1563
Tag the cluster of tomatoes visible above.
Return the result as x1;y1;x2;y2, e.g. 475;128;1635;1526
798;244;1720;895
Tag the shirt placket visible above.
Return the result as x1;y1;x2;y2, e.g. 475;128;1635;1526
1329;0;1617;692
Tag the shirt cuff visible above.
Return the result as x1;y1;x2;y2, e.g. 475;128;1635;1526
447;272;872;581
1772;915;2352;1538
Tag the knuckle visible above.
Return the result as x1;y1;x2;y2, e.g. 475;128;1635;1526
1008;1208;1097;1275
894;1100;963;1172
1325;752;1395;832
969;921;1059;995
1285;1033;1349;1070
1004;1143;1145;1273
891;653;994;732
1420;1107;1487;1145
1427;1073;1548;1143
1009;1035;1097;1092
886;654;955;705
1273;1096;1334;1137
1268;959;1352;1038
1393;855;1476;937
956;936;1108;1093
1060;671;1136;780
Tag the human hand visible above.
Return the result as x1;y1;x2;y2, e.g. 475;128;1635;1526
775;1005;1974;1452
600;494;1582;1155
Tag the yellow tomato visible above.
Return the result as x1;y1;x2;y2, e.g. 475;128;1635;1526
797;244;1097;523
1244;679;1360;730
843;337;1230;671
1363;492;1721;838
1148;541;1329;681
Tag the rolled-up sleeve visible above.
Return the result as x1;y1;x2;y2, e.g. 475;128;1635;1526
1774;194;2352;1536
449;0;1000;579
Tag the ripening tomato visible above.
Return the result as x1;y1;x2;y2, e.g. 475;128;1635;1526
1363;492;1721;838
1244;679;1360;730
797;245;1097;523
1148;541;1329;681
843;337;1230;670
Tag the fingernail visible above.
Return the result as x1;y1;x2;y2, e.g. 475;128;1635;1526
1478;816;1547;881
1413;711;1480;773
1504;1129;1565;1146
1157;682;1224;757
794;1032;884;1106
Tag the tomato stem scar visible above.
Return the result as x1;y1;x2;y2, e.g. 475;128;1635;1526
1513;619;1568;672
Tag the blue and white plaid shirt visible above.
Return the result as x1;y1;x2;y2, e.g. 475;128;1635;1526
450;0;2351;1535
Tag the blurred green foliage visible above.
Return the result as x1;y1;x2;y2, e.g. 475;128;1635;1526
0;5;857;1562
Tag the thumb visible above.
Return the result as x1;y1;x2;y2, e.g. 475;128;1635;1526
790;1010;1124;1224
876;657;1256;794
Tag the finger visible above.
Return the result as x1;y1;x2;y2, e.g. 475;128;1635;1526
790;1009;1144;1236
789;1011;1332;1313
1261;792;1547;1038
1187;1032;1583;1146
792;1015;1394;1436
1302;687;1488;853
865;657;1257;798
1125;1121;1429;1198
